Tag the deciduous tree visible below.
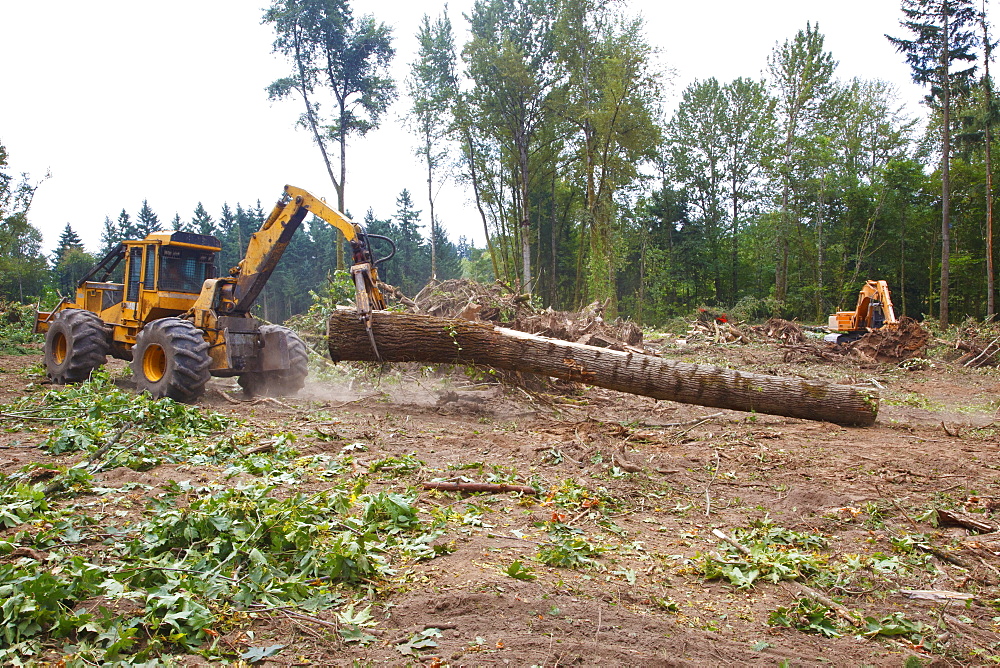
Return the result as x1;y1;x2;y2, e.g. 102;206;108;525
408;10;458;280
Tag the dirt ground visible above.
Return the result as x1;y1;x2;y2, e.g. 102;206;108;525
1;336;999;666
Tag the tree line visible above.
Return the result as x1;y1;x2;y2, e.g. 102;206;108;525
0;153;470;323
3;0;998;328
263;0;1000;325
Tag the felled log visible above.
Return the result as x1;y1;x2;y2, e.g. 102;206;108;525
327;310;879;426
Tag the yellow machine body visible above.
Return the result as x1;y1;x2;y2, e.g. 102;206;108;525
36;185;388;379
827;280;898;337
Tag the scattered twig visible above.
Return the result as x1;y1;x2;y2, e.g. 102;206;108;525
632;412;724;429
886;495;921;532
675;416;718;440
214;389;243;405
792;583;862;627
919;545;974;570
85;423;132;466
116;566;238;582
284;615;325;640
282;610;339;629
565;508;594;527
485;533;545;545
705;449;720;516
422;481;537;495
0;412;70;422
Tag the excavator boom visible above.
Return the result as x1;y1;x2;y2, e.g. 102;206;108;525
230;185;386;315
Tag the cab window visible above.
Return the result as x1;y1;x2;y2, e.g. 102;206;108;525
126;247;143;301
159;247;217;293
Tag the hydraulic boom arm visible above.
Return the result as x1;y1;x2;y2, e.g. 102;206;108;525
228;185;391;358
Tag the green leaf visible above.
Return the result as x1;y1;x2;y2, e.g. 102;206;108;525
241;644;285;663
504;560;537;581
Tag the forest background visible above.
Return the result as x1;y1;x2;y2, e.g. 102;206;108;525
1;0;998;329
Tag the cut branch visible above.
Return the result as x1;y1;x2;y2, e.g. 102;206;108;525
422;481;537;495
328;310;879;426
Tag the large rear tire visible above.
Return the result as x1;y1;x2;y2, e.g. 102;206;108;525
237;324;309;397
44;309;109;384
131;318;211;402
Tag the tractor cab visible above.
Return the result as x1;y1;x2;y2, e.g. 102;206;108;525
36;231;222;351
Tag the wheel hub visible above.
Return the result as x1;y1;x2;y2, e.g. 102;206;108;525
143;344;167;382
54;333;68;365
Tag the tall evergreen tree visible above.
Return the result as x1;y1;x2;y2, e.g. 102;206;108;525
170;213;189;233
191;202;215;236
980;2;996;317
135;200;161;237
393;189;428;295
55;223;83;254
888;0;979;326
99;216;119;257
51;224;93;296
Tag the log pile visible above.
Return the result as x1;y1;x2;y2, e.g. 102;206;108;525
405;279;647;353
760;318;806;344
946;320;1000;368
328;309;880;427
678;309;751;344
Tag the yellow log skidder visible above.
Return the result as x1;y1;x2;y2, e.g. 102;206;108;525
35;185;394;401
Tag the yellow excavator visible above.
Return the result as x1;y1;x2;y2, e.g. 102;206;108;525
34;185;394;401
825;280;898;343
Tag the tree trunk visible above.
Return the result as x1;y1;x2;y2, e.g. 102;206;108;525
462;130;500;281
327;310;879;427
985;10;996;319
425;130;437;281
940;8;951;328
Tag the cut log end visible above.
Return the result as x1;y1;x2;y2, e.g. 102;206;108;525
328;309;879;427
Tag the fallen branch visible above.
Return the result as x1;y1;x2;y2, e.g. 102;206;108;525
422;481;537;495
937;509;998;534
899;590;976;602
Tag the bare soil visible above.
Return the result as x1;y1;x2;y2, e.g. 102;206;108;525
2;338;999;666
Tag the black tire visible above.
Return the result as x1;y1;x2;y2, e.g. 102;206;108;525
131;318;211;402
238;324;309;397
44;309;109;384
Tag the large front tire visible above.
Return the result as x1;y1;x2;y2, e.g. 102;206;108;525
44;309;109;384
132;318;211;402
237;325;309;397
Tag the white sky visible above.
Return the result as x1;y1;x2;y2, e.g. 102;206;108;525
0;0;959;256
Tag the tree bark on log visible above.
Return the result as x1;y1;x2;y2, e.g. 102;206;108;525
327;310;879;427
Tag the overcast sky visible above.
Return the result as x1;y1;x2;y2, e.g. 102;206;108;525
0;0;960;256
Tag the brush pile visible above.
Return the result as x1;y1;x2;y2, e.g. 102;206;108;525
407;279;647;353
